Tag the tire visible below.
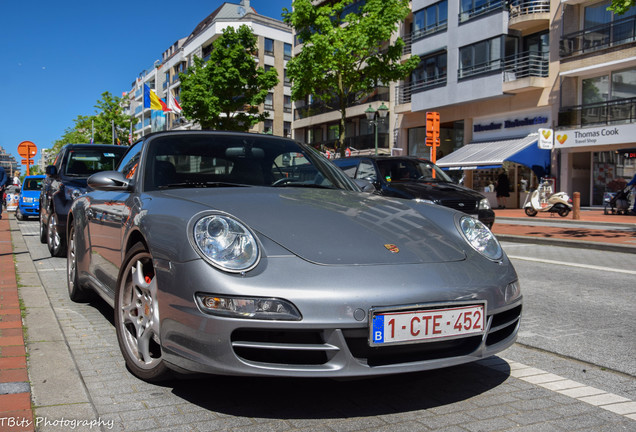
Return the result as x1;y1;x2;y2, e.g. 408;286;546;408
15;208;23;221
524;207;537;217
39;211;48;244
557;207;570;217
67;222;92;302
47;212;66;257
114;243;170;382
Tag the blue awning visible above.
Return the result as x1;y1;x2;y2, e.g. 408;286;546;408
436;133;550;178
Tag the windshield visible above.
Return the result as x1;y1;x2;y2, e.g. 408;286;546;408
64;148;126;177
23;178;44;190
376;159;453;183
144;134;360;192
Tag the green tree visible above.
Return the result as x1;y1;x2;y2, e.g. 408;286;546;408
609;0;634;15
283;0;419;152
179;25;279;131
51;92;133;154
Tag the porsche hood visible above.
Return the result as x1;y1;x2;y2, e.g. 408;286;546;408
165;188;468;266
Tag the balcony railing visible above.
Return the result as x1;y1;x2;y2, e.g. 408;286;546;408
294;86;389;120
395;75;447;104
560;15;636;57
458;57;502;80
559;97;636;127
502;51;548;81
459;0;506;23
402;32;412;55
508;0;550;19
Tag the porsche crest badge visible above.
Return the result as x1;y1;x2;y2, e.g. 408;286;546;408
384;244;400;253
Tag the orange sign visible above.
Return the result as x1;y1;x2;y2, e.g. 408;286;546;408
18;141;38;175
425;112;440;165
18;141;38;158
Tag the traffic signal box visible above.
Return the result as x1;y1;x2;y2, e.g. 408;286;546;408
425;112;440;176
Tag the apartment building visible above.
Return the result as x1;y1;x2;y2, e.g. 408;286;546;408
127;0;293;139
397;0;556;208
398;0;636;207
555;0;636;206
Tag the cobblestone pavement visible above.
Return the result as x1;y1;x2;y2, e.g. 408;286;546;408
2;215;635;432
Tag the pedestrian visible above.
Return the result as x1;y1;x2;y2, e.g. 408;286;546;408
0;165;8;219
495;169;510;209
12;171;21;186
627;173;636;215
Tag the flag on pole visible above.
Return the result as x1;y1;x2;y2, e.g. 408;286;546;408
144;84;169;111
167;91;182;114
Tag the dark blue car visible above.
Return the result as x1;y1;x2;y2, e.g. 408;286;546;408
16;175;45;220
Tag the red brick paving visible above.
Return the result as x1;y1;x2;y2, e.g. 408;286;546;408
492;209;636;247
0;214;33;432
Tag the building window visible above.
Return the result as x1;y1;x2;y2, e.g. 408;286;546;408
411;51;447;92
413;0;448;40
459;0;505;23
264;119;273;134
284;95;292;113
328;124;340;141
458;36;503;79
265;93;274;110
284;69;291;86
583;67;636;104
284;43;292;60
264;38;274;56
284;121;292;137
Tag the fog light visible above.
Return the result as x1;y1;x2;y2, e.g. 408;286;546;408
504;280;521;302
196;294;301;321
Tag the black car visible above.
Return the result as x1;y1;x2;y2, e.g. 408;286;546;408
333;156;495;228
40;144;127;256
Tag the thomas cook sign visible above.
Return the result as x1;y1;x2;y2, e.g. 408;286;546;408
556;124;636;148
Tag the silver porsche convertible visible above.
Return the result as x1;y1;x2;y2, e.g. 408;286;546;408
66;131;522;382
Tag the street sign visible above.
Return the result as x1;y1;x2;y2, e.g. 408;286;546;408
18;141;38;158
425;112;441;165
17;140;38;176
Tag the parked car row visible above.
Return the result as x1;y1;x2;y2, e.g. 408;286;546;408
25;133;521;383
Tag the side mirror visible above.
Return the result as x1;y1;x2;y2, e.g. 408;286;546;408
45;165;57;176
88;171;130;191
353;179;376;193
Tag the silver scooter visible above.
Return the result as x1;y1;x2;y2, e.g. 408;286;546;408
524;178;572;217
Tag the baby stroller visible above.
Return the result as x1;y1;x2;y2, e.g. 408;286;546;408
603;187;631;215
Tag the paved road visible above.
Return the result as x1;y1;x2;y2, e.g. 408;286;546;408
12;218;636;432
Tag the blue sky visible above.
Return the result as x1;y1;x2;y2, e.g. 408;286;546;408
0;0;292;171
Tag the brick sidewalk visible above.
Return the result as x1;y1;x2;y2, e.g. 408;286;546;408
0;214;33;432
492;209;636;250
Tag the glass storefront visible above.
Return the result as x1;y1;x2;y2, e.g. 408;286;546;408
592;150;636;205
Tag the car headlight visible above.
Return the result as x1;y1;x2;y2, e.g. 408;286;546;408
458;215;502;261
191;213;260;272
196;294;301;320
64;186;86;201
479;198;491;210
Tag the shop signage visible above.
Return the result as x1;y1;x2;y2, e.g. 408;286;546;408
538;129;554;149
555;123;636;148
472;109;552;141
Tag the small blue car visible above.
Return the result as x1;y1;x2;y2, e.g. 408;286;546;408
16;175;45;221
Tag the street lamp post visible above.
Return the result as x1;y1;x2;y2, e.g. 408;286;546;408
365;103;389;155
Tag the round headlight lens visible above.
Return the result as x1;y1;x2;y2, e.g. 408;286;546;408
193;214;260;272
458;216;502;261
